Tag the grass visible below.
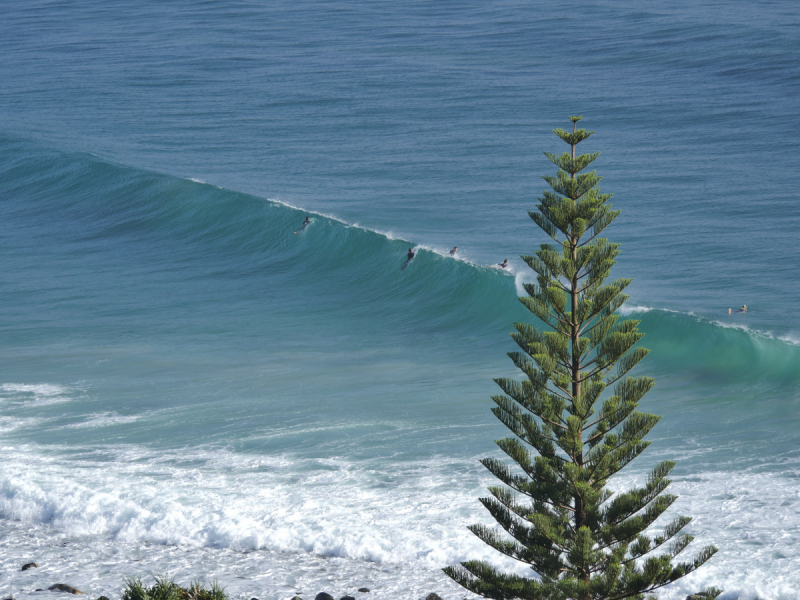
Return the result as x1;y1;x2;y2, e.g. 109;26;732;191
121;577;229;600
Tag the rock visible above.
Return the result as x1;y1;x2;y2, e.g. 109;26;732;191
358;591;370;594
22;563;40;571
48;585;84;595
36;590;44;592
290;597;302;600
315;594;334;600
2;595;15;600
341;597;356;600
425;594;443;600
97;597;110;600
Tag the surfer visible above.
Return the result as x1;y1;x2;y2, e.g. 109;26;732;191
739;304;748;313
401;247;415;271
728;308;732;315
294;216;311;234
498;259;508;269
450;246;458;256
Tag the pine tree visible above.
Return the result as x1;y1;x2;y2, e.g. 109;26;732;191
444;117;720;600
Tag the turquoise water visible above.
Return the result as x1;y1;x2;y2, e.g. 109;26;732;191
1;2;799;599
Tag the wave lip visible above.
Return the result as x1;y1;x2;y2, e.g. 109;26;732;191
611;305;800;350
618;304;653;316
264;195;521;273
778;332;800;346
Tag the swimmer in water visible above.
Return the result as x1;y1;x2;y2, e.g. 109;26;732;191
294;216;311;234
728;308;732;315
739;304;748;313
498;259;508;269
401;247;416;271
450;246;458;256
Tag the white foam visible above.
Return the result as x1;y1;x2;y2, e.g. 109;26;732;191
1;383;65;397
0;383;72;406
0;415;45;433
778;332;800;346
63;412;142;429
514;270;535;297
0;440;796;599
618;304;653;315
0;445;505;569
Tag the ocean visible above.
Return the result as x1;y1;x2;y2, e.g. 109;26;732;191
1;1;799;599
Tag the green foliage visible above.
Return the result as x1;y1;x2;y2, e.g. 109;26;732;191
122;577;228;600
689;587;723;600
444;118;719;600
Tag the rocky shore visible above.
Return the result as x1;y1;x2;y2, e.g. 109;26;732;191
5;564;448;600
4;562;720;600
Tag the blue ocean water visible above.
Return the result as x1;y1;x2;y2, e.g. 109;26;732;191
1;1;799;599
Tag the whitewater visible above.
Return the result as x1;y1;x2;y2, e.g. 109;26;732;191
2;1;800;599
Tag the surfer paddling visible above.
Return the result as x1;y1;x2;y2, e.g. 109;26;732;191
401;247;416;271
450;246;458;256
294;216;311;234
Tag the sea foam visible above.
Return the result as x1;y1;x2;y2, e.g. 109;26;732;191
0;440;797;600
0;383;72;406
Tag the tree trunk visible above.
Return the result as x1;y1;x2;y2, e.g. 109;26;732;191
570;130;591;599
